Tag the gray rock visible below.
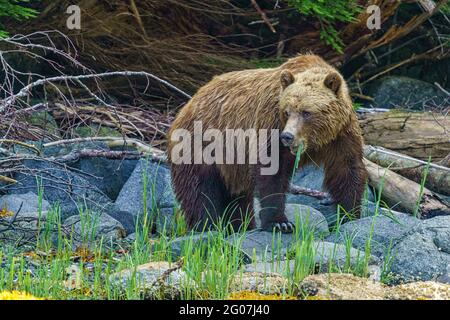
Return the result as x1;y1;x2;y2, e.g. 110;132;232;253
284;204;330;237
326;212;420;257
385;216;450;284
387;231;449;284
113;160;175;220
328;214;450;284
0;192;50;214
8;160;112;220
167;231;219;260
38;140;138;200
109;261;194;299
72;125;123;138
72;157;138;201
245;241;379;274
63;213;126;245
0;192;54;244
108;207;177;236
107;209;136;235
422;216;450;254
125;232;136;242
229;272;289;295
227;226;327;263
366;76;449;110
26;111;60;137
436;265;450;284
155;207;178;234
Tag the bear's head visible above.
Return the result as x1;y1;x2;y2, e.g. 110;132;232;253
278;67;353;154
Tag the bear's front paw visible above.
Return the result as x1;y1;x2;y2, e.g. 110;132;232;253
263;222;295;234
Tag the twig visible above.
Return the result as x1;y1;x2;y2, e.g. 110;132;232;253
51;149;142;163
0;175;17;184
289;184;329;200
43;137;167;162
434;82;450;97
0;139;41;155
250;0;276;33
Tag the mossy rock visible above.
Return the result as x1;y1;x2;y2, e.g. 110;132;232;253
25;111;60;136
73;125;123;138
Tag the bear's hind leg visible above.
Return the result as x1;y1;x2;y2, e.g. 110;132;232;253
172;164;232;231
229;193;256;232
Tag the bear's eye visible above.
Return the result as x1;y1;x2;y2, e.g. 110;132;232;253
284;110;290;117
302;111;312;118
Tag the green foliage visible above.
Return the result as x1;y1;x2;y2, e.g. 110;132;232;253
287;0;362;53
0;0;38;38
440;3;450;14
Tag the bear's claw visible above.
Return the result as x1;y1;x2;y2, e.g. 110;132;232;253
273;222;295;233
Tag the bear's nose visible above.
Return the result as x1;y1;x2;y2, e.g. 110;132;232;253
280;132;294;147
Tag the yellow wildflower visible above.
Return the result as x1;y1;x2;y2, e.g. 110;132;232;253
0;291;43;300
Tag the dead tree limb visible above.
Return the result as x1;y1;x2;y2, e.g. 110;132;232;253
364;145;450;196
289;184;329;200
364;159;450;219
51;149;142;163
43;137;167;162
250;0;276;33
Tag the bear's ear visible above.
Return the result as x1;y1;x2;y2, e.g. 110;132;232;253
324;72;342;95
280;70;295;89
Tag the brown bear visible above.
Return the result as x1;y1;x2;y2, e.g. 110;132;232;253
167;54;368;233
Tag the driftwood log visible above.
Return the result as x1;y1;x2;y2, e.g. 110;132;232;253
358;111;450;161
364;159;450;219
364;145;450;196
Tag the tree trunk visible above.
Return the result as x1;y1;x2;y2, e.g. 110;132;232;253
358;111;450;161
363;159;450;219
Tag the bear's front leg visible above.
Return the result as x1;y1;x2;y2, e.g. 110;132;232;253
254;147;295;233
323;123;368;219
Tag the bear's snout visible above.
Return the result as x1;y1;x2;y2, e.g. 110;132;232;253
280;132;295;147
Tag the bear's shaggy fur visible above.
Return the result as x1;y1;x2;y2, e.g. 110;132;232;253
168;54;368;232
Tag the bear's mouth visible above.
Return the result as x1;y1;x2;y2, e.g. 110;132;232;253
289;140;306;156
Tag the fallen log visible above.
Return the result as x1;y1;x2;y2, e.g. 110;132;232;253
363;159;450;219
358;111;450;162
364;145;450;196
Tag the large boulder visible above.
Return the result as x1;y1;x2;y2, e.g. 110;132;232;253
326;212;420;257
366;76;449;110
72;157;138;201
387;216;450;284
43;140;139;200
113;160;175;225
327;214;450;284
7;160;112;220
244;241;379;277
